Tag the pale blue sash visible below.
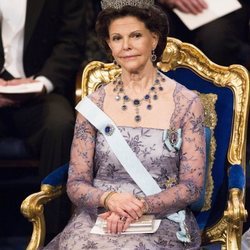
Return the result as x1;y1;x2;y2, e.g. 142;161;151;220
76;97;191;243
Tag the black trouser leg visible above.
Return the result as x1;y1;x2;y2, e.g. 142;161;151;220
9;93;75;237
11;93;75;177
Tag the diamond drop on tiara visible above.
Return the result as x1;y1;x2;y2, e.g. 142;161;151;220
101;0;154;10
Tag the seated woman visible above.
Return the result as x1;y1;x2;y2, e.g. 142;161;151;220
43;0;206;249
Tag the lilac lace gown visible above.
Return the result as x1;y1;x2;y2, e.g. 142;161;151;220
43;78;206;250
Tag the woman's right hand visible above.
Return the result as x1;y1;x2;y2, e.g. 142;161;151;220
101;192;145;220
99;211;134;234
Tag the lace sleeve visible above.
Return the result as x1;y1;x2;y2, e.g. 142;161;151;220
145;96;206;217
66;90;106;213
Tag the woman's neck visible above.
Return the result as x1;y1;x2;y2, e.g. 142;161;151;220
121;66;158;96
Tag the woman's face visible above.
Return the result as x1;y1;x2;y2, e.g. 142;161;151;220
107;16;158;73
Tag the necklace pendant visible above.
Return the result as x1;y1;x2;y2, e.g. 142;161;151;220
135;115;141;122
147;104;152;110
122;105;127;110
153;94;158;100
133;99;140;106
123;95;129;101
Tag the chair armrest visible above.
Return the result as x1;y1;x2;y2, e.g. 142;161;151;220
202;165;248;249
224;165;248;222
222;165;248;250
20;164;69;250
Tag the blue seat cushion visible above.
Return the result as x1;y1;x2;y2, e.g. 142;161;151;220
41;163;69;186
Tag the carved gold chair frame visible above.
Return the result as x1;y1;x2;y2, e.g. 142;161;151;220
21;37;249;250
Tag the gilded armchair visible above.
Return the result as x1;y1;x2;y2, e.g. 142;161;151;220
21;37;249;250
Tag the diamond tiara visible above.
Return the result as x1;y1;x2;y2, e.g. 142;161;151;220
101;0;154;10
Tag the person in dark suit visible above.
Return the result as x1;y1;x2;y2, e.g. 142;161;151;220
0;0;86;240
157;0;250;70
0;0;86;177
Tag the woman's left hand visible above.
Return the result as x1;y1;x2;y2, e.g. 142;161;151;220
103;192;145;220
99;211;133;234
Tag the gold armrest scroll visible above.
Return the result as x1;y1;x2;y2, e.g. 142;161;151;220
20;184;64;250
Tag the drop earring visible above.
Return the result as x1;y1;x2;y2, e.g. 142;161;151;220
151;50;157;62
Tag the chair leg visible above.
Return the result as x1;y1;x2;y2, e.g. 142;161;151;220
226;221;243;250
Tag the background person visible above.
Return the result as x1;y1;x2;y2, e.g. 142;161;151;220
0;0;86;178
157;0;250;70
0;0;86;240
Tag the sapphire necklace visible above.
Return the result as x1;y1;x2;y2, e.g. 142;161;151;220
113;71;165;122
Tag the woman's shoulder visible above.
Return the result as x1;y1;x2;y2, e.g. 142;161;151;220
85;84;106;109
177;82;198;100
163;75;203;117
164;75;199;102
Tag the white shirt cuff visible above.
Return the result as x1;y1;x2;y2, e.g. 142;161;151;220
35;76;54;93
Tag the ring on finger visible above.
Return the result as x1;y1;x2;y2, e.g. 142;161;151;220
119;216;127;222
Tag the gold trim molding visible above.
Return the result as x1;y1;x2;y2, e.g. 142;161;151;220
21;185;64;250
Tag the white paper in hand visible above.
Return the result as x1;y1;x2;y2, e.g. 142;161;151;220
91;215;161;235
173;0;242;30
0;82;44;94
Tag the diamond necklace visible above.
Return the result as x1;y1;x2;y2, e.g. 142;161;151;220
113;71;165;122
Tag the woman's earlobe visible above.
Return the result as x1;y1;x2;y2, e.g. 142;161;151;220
152;32;159;44
106;39;111;49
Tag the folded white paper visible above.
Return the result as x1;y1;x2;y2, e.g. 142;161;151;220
0;82;44;94
173;0;242;30
91;215;161;235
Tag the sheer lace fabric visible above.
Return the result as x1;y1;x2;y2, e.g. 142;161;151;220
44;75;205;249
